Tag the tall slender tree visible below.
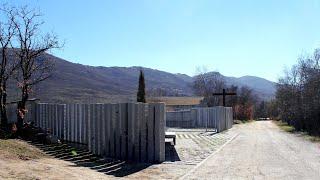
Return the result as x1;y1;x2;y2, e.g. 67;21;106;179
137;69;146;103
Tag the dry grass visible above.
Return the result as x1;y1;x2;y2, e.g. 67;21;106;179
297;132;320;142
273;120;320;142
0;139;47;160
147;96;203;105
274;121;295;132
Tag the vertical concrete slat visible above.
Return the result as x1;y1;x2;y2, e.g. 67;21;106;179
100;104;106;155
94;104;99;155
88;104;92;152
134;103;140;161
160;103;166;162
62;104;66;141
109;104;115;157
68;104;72;142
43;104;46;131
115;104;121;159
120;103;128;160
127;103;135;161
51;104;58;136
39;104;42;129
78;104;82;143
43;104;46;130
104;104;111;157
34;103;38;127
84;104;88;144
140;104;147;162
74;104;78;143
216;107;220;132
89;104;94;153
47;104;50;133
154;103;165;162
65;104;68;141
66;104;70;141
214;108;218;131
147;103;155;162
45;104;49;132
81;104;85;144
56;104;60;139
70;104;74;142
53;104;56;135
57;105;60;139
53;105;57;137
84;104;89;144
79;104;82;143
93;104;98;154
98;104;103;155
50;104;54;134
37;104;41;128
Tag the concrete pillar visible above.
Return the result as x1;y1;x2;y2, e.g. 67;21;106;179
147;104;155;162
154;103;165;162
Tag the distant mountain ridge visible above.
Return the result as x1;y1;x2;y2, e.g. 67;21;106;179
224;75;276;100
7;53;276;103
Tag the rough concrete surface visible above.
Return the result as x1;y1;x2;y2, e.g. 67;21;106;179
184;121;320;180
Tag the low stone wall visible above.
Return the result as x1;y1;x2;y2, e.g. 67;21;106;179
166;106;233;132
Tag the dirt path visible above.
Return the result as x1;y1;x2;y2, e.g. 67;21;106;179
183;121;320;180
0;128;237;179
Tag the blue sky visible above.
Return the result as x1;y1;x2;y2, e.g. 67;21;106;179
6;0;320;81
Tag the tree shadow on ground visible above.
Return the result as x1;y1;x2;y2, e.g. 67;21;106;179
27;140;151;177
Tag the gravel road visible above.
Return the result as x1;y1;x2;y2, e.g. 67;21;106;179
183;121;320;180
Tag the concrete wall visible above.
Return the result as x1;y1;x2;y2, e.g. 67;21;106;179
166;106;233;132
29;102;165;163
5;101;36;124
166;110;193;128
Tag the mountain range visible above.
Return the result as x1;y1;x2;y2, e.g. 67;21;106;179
7;53;276;103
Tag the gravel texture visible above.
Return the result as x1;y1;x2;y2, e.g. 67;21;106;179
184;121;320;180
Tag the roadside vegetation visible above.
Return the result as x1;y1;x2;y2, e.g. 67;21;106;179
250;49;320;138
274;49;320;137
274;120;295;132
274;120;320;142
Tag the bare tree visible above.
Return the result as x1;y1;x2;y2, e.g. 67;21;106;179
10;6;61;130
192;66;226;107
276;49;320;135
234;86;257;120
0;6;17;128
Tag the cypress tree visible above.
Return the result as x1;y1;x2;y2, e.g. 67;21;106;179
137;70;146;103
